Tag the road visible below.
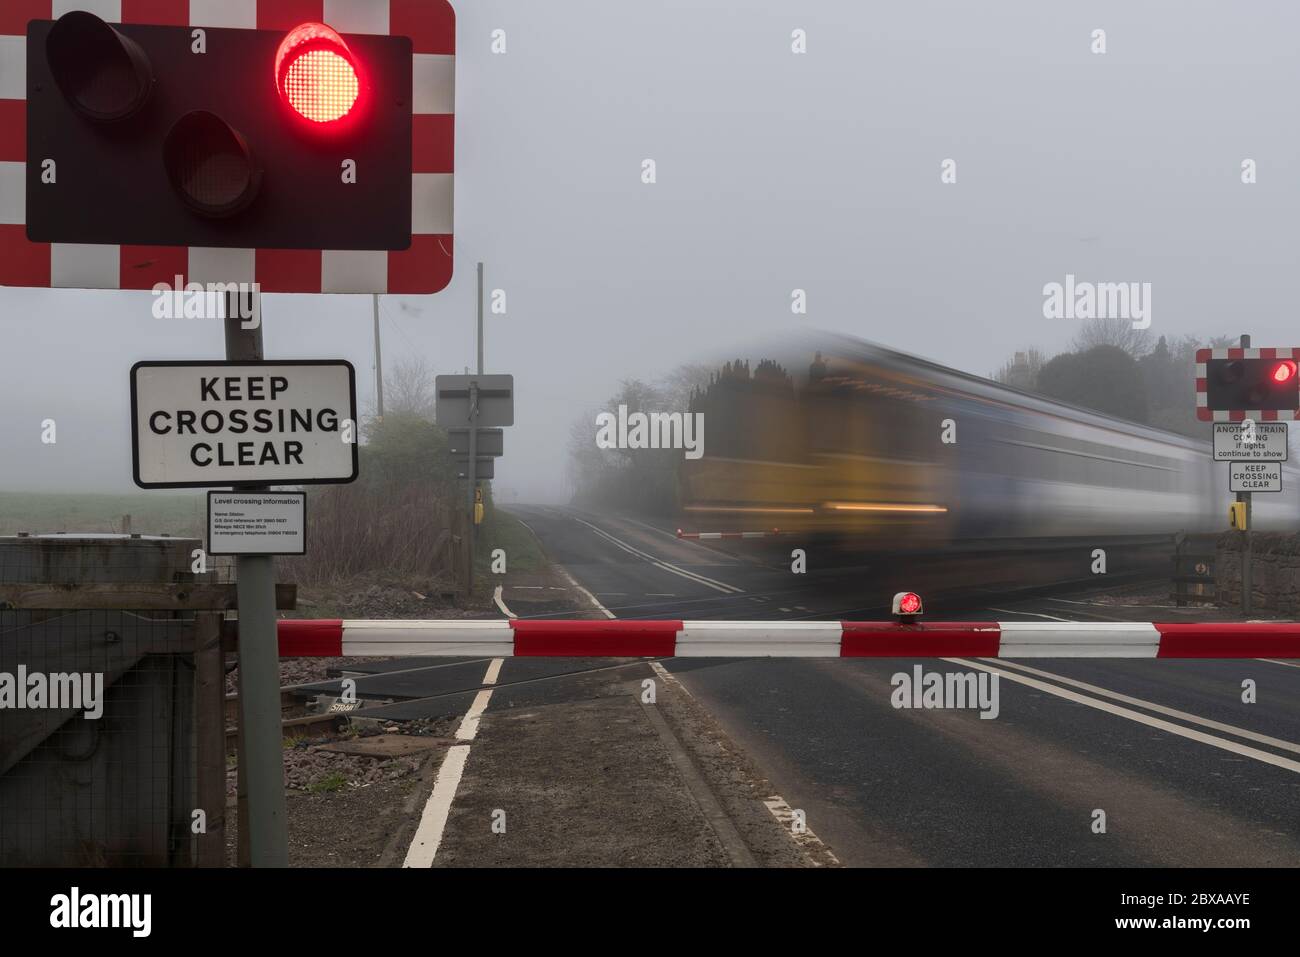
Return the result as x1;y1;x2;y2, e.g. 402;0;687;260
497;505;1300;867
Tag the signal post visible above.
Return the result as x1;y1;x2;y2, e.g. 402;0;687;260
1197;335;1299;615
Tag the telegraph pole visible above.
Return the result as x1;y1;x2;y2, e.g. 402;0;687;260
1239;333;1253;616
466;263;486;591
373;293;384;419
225;290;289;867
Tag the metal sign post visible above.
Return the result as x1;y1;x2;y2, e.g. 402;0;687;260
464;263;484;593
436;264;516;597
224;292;288;867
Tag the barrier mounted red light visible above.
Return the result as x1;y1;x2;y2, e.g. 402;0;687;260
1271;360;1297;384
275;22;361;126
892;591;923;617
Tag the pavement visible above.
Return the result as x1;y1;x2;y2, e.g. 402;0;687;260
297;504;1300;867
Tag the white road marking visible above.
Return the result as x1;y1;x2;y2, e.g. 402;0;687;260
762;794;841;867
555;563;617;619
985;658;1300;755
457;683;497;741
623;515;692;542
944;657;1300;774
492;585;517;619
402;745;470;868
650;660;689;694
988;607;1071;622
404;656;504;867
1259;658;1300;670
650;662;839;867
573;517;744;594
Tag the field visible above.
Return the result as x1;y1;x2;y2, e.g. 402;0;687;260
0;491;206;537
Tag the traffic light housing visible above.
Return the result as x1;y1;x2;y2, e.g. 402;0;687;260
25;13;412;251
1198;353;1300;419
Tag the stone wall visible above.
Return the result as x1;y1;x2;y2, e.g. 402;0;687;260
1216;531;1300;614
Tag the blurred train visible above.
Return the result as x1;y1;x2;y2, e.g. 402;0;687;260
678;333;1300;543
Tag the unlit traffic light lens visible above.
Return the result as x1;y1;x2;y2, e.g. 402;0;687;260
163;111;261;218
46;11;152;122
275;23;361;125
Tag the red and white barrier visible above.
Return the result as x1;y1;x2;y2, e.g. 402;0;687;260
276;619;1300;659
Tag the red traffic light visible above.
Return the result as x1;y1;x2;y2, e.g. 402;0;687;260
1272;360;1297;384
275;23;361;126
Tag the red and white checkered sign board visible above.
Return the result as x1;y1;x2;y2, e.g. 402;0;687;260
0;0;454;294
1194;347;1300;422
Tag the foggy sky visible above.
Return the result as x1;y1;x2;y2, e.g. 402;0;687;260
3;1;1298;502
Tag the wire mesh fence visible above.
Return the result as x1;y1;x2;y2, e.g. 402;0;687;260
0;534;225;867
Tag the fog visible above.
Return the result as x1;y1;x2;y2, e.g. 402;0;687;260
3;0;1298;502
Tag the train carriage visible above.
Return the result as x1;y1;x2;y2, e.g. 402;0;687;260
678;333;1300;543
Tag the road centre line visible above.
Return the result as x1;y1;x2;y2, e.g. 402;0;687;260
573;517;744;594
403;655;504;867
983;658;1300;755
401;745;469;868
943;657;1300;775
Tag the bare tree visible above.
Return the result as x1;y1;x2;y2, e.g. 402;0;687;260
1071;317;1152;357
386;357;437;421
567;412;613;497
992;347;1047;390
660;362;715;409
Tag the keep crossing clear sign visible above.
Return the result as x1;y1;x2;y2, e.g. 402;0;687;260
1229;462;1283;492
130;361;358;488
